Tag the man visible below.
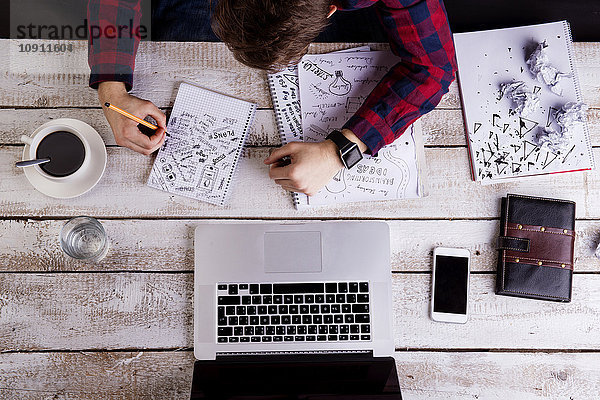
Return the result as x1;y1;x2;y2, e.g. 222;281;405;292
88;0;456;196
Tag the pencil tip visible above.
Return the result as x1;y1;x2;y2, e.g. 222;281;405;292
104;102;110;107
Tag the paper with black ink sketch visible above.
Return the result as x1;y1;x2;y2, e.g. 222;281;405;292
454;21;593;183
296;50;423;207
147;82;257;206
267;46;370;146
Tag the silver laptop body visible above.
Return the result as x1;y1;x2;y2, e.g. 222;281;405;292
194;221;394;360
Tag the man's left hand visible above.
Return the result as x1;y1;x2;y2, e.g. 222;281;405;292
264;140;344;196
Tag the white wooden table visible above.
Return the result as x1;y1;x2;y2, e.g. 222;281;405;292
1;39;600;399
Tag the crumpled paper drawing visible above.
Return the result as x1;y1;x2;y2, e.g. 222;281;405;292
534;102;587;153
526;41;571;96
557;101;588;130
500;81;540;117
534;126;571;153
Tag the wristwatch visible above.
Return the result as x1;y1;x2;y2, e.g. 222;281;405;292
326;130;363;169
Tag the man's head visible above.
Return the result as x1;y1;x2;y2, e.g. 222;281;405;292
212;0;336;72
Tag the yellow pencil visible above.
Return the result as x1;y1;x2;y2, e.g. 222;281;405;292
104;102;162;131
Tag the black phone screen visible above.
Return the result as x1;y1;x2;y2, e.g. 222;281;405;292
433;255;469;314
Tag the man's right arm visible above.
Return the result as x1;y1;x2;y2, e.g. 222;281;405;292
88;0;141;90
88;0;166;155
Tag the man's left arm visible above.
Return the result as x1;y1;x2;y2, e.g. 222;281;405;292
266;0;457;195
344;0;457;155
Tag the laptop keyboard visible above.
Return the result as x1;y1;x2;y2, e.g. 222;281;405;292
216;282;371;344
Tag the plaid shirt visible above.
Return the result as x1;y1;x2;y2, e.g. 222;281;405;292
88;0;142;91
88;0;456;154
338;0;457;154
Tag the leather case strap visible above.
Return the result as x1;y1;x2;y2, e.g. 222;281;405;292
503;222;574;270
497;236;530;252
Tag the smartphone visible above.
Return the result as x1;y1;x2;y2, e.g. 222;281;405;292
430;247;471;324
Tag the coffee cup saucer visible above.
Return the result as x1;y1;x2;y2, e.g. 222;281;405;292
22;119;107;199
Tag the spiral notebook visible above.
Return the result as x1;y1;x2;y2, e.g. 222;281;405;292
268;48;425;209
147;82;257;206
454;21;594;183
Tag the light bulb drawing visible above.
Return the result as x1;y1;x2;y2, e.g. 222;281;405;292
329;70;351;96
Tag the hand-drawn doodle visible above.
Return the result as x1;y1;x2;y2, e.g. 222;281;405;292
309;83;331;100
562;145;576;163
542;152;558;169
329;71;352;96
473;122;482;133
492;114;501;126
198;165;218;191
546;106;560;127
518;117;538;138
309;124;329;138
301;60;333;81
345;97;363;114
381;150;410;198
325;170;347;193
283;74;299;87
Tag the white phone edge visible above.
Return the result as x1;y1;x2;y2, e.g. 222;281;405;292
430;246;471;324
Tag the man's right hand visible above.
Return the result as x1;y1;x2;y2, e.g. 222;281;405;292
98;81;167;155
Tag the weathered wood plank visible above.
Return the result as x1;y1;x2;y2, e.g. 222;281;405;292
0;108;279;147
1;40;599;109
2;107;600;148
0;351;194;400
1;273;599;351
394;351;600;400
1;146;599;219
2;219;599;273
1;351;599;400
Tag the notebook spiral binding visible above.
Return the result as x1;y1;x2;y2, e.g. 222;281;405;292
267;73;304;209
221;103;258;206
563;21;595;168
267;74;291;147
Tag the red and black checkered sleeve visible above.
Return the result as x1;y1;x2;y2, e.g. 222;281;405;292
343;0;457;155
87;0;142;91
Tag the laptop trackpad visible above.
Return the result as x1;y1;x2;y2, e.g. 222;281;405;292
264;231;322;273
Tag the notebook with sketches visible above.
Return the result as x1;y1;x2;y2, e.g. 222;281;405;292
454;21;594;183
268;49;426;209
147;82;257;206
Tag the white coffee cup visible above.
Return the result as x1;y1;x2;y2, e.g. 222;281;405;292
21;123;91;181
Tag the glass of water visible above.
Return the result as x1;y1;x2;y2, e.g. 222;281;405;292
59;216;109;262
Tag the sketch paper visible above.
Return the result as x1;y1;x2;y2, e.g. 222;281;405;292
454;21;594;183
297;51;423;207
147;82;257;206
267;47;370;146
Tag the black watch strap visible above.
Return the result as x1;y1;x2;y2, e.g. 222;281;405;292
326;130;363;169
326;130;352;151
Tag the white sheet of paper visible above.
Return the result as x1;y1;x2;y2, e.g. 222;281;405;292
297;51;421;207
454;21;594;182
147;82;257;206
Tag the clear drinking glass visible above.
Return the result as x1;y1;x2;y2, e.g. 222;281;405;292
59;216;109;262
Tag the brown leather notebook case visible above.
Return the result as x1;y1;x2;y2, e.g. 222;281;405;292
496;194;575;302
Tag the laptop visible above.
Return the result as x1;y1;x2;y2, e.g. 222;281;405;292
191;221;401;399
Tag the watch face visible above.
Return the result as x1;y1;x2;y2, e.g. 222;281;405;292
342;145;363;168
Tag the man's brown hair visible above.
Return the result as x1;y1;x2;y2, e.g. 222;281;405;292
212;0;331;72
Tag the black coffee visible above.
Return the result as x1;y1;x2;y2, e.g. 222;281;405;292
36;131;86;177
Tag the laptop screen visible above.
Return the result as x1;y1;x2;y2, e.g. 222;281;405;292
191;355;402;399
